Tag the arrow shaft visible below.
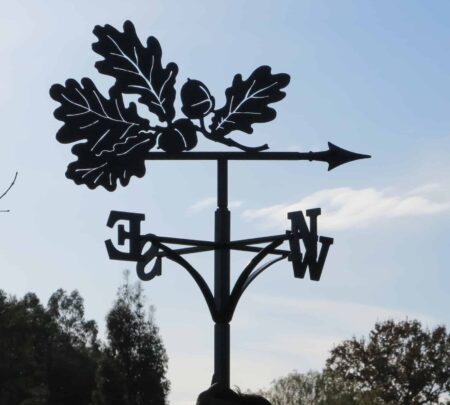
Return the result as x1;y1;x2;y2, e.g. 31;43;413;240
145;151;316;160
145;146;370;170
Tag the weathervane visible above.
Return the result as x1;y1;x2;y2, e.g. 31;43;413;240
50;21;370;392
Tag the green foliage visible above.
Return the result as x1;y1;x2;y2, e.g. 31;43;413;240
47;288;99;349
256;319;450;405
257;371;325;405
325;319;450;405
46;289;99;405
0;291;51;404
91;273;170;405
0;276;170;405
0;289;98;405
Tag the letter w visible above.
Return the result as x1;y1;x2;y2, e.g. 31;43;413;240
287;209;333;281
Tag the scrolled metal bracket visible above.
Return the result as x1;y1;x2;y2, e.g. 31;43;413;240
105;208;333;323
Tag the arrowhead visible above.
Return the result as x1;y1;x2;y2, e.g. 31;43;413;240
327;142;371;171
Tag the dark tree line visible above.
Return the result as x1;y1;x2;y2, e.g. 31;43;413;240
257;320;450;405
0;274;169;405
3;273;450;405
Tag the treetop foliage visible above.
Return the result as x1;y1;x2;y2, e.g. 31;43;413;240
0;274;169;405
92;273;170;405
258;319;450;405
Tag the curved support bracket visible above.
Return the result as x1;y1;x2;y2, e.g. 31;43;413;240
139;240;218;321
227;239;284;321
242;255;288;294
229;255;288;321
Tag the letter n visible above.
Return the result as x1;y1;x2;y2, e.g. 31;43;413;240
287;209;333;281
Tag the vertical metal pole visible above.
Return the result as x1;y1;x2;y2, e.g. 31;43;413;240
214;159;230;388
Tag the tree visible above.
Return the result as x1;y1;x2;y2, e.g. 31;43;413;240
255;369;384;405
0;291;52;404
0;289;99;405
257;371;325;405
92;273;170;405
253;320;450;405
324;319;450;405
0;279;170;405
46;289;99;405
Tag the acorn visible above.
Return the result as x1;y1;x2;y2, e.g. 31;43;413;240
158;119;198;153
181;79;215;119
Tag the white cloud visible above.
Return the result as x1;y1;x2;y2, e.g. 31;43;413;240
242;184;450;231
188;197;243;213
405;183;440;195
247;294;436;335
187;197;216;213
229;201;243;209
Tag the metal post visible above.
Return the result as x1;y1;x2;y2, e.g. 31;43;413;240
214;159;230;388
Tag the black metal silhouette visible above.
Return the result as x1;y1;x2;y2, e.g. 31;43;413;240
197;383;271;405
50;21;371;392
51;21;293;190
104;161;336;388
93;21;178;123
50;79;153;190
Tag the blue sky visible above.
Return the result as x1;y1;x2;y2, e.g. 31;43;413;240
1;1;450;404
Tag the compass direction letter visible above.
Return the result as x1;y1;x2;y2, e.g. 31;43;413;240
105;210;145;261
287;209;334;281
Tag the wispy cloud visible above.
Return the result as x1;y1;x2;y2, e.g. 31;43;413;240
188;197;243;213
405;183;440;195
246;294;436;334
187;197;216;213
242;184;450;231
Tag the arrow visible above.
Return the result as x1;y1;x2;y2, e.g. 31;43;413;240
310;142;371;171
145;143;371;170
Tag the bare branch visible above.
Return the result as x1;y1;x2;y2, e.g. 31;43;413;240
0;172;18;200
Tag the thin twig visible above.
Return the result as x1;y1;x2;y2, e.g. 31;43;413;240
0;172;18;200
